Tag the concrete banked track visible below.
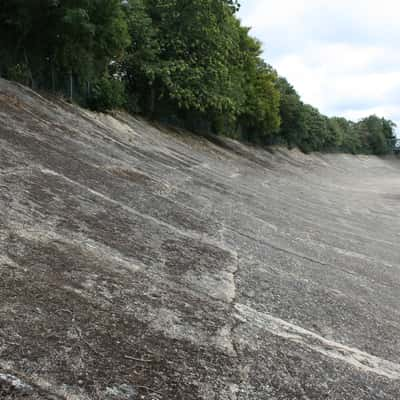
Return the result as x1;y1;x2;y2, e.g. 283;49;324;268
0;79;400;400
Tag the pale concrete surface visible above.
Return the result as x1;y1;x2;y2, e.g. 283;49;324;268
0;79;400;399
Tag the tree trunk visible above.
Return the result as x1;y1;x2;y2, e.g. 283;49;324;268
23;48;34;88
51;64;56;93
69;71;73;102
148;86;155;118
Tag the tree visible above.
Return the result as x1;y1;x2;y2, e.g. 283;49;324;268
276;77;306;147
239;60;281;143
355;116;396;155
0;0;129;98
58;0;129;99
122;0;161;113
326;118;344;150
123;0;244;118
0;0;60;87
299;104;329;152
330;117;361;154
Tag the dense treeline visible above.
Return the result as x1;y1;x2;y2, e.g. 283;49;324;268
0;0;396;154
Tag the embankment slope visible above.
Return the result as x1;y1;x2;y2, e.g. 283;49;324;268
1;79;400;399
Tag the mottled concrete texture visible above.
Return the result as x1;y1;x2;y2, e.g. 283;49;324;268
0;79;400;399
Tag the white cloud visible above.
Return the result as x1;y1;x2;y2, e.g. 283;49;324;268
239;1;400;130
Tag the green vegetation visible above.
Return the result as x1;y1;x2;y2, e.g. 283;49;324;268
0;0;396;154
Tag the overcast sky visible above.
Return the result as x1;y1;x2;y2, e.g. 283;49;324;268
239;1;400;132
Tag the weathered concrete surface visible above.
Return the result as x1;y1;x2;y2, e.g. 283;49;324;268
0;79;400;399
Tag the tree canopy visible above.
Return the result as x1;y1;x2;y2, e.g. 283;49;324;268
0;0;396;154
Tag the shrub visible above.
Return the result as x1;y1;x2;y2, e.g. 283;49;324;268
88;75;126;111
7;63;31;86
